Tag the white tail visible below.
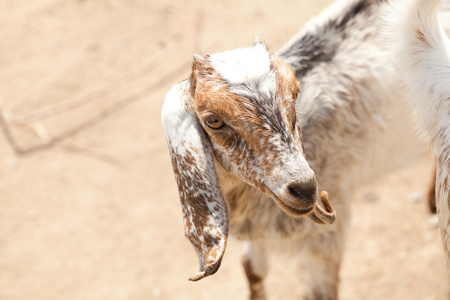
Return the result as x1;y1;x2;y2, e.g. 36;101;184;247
383;0;450;278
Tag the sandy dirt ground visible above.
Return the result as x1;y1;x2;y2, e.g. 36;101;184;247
0;0;448;299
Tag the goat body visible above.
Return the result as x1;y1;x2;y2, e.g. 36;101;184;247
383;0;450;279
162;0;433;298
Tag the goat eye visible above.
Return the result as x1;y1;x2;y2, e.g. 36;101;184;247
205;115;225;129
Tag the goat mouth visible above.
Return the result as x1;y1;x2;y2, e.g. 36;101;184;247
276;198;315;217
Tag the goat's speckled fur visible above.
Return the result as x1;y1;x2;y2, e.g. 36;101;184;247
162;0;444;298
383;0;450;280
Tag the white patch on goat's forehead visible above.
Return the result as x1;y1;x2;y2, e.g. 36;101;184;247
210;43;271;85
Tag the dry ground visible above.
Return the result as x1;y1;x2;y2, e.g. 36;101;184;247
0;0;447;299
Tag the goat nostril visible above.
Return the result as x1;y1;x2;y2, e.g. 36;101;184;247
287;182;317;200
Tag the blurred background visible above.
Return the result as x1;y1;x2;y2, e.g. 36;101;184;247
0;0;446;299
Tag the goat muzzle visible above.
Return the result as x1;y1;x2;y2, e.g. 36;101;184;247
308;191;336;224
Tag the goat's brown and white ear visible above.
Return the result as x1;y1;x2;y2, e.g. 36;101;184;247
161;79;229;281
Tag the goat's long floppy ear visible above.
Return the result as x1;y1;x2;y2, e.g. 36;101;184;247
161;77;229;281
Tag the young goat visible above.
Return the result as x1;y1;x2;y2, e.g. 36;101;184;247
383;0;450;278
162;0;436;298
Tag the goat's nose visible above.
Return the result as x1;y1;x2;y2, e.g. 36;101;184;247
287;181;317;202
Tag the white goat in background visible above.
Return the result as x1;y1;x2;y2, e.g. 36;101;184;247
162;0;445;298
383;0;450;278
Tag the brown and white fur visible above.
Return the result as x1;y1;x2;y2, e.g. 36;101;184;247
162;0;441;298
383;0;450;278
